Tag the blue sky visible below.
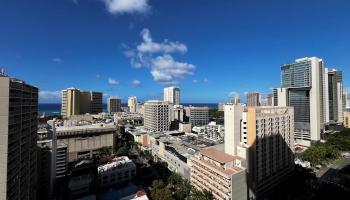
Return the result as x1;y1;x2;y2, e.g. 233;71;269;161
1;0;350;103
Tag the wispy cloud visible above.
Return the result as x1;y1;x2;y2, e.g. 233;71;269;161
102;0;150;15
132;79;142;87
108;78;119;85
203;78;209;83
228;91;240;98
96;74;101;79
193;79;198;84
124;28;195;84
52;58;62;63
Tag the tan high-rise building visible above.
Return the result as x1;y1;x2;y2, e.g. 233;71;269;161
224;105;295;199
61;88;102;117
128;96;138;113
164;86;180;105
246;92;260;106
0;72;38;200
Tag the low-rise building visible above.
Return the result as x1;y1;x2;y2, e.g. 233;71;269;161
189;148;247;200
97;157;136;188
114;112;143;126
55;120;116;161
344;112;350;128
192;122;224;142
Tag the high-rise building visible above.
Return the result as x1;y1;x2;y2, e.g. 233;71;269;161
107;97;121;113
267;94;273;106
224;105;295;199
246;92;260;106
164;86;180;105
184;106;209;127
144;100;170;132
346;92;350;109
128;96;138;113
0;72;38;200
324;68;344;124
61;88;102;117
231;96;241;105
274;57;325;146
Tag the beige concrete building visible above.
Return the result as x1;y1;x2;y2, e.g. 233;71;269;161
184;106;209;127
344;112;350;128
61;88;102;117
189;148;247;200
0;72;38;200
128;96;138;113
144;100;170;132
56;122;116;161
224;105;295;199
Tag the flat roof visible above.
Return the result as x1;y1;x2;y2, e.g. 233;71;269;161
200;148;237;163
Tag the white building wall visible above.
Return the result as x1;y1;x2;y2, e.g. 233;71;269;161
224;104;244;156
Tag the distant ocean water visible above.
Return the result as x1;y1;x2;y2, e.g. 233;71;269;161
39;103;219;116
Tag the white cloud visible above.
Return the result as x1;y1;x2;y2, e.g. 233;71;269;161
102;0;150;15
52;58;62;63
108;78;119;85
132;79;142;87
203;78;209;83
39;91;61;99
137;29;187;54
124;28;195;84
151;54;195;83
193;79;198;84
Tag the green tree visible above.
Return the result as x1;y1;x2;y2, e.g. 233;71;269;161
116;145;129;156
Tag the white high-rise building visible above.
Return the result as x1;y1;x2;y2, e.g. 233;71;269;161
324;68;344;124
128;96;138;113
346;91;350;109
164;86;180;105
273;57;325;146
144;100;170;132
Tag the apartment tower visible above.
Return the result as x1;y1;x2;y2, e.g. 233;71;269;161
246;92;260;106
0;72;38;200
128;96;138;113
107;97;121;113
61;88;102;117
224;105;295;199
144;100;170;132
164;86;180;105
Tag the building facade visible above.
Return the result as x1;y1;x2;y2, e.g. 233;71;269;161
274;57;325;146
61;88;103;117
56;122;116;161
128;96;138;113
0;73;38;200
107;97;122;113
164;86;180;105
246;92;260;106
144;100;170;132
184;106;209;127
224;105;295;199
189;148;247;200
324;68;344;124
344;112;350;128
97;157;136;188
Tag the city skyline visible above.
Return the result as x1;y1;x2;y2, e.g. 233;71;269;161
1;0;350;103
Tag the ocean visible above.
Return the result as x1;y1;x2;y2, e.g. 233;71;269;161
39;103;219;116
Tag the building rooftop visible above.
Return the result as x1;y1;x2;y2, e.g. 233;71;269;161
98;156;135;173
200;148;236;163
